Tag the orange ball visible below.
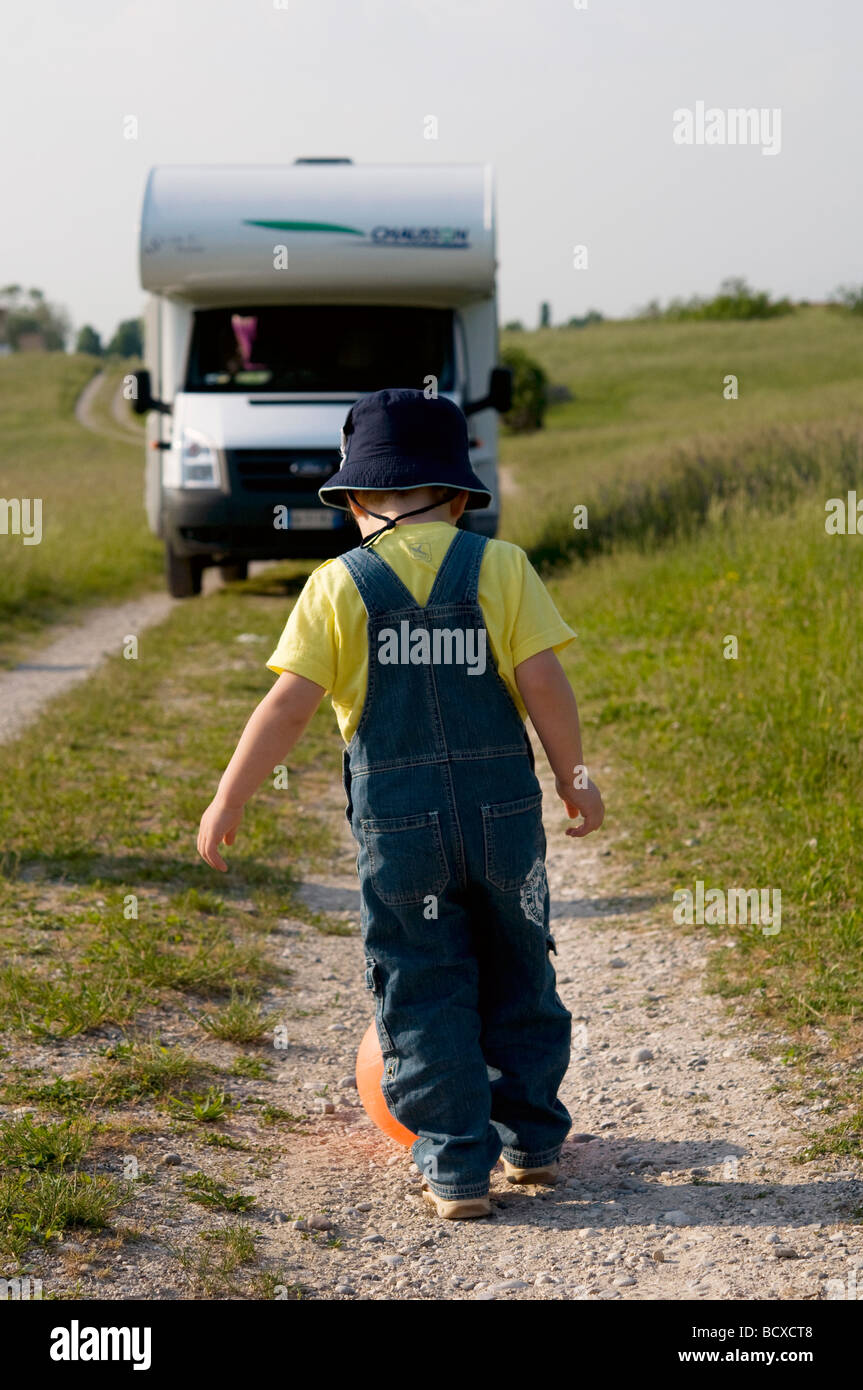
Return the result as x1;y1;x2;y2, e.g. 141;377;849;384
355;1021;417;1148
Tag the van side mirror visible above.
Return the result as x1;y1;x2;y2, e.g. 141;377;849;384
130;370;152;414
488;366;513;414
462;365;513;417
130;369;168;415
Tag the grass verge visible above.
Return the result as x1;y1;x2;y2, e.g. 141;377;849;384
0;354;155;659
547;482;862;1143
0;573;341;1040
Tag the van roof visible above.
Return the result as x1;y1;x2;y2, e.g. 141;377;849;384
139;163;496;306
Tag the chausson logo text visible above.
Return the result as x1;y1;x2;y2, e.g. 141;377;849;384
370;226;470;248
377;622;487;674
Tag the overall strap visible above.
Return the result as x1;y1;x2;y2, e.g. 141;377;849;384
424;528;487;608
339;543;419;618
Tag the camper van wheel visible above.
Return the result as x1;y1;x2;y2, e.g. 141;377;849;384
165;544;205;598
219;560;249;583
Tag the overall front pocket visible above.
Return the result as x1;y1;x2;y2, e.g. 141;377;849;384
360;810;450;906
481;791;546;892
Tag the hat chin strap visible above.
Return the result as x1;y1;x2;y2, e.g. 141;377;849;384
347;491;454;549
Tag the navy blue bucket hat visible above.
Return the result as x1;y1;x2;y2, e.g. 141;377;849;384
318;388;492;512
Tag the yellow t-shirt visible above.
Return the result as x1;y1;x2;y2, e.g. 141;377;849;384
266;521;576;745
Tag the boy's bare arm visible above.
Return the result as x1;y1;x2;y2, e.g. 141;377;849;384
197;671;325;870
515;648;604;837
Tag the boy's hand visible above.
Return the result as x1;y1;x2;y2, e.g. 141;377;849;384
197;798;244;871
555;775;605;838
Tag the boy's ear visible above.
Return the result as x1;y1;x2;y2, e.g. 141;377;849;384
347;491;377;521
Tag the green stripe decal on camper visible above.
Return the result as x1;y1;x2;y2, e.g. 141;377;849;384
243;220;365;235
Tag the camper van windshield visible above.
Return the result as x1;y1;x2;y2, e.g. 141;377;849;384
185;306;455;392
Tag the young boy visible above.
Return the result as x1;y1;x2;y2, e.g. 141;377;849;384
197;388;604;1220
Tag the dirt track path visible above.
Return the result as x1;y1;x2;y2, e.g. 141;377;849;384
3;366;176;742
239;747;862;1300
0;594;177;744
74;370;142;447
0;380;262;746
26;734;860;1302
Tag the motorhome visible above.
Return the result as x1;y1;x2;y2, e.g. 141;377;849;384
134;160;511;596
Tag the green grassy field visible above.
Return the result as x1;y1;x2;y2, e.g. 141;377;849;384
0;354;157;659
501;307;863;555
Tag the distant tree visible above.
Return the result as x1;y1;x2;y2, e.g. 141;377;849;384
106;317;143;358
633;279;794;321
0;285;70;349
503;319;524;332
76;325;103;356
653;278;793;322
500;344;548;432
567;309;604;328
831;284;863;314
539;301;551;328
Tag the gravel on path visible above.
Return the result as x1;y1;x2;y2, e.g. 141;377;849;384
18;737;856;1301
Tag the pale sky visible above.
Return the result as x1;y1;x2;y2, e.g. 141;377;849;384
2;0;859;341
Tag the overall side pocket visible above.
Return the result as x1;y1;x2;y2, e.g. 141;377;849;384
360;810;449;906
481;792;546;892
364;956;397;1057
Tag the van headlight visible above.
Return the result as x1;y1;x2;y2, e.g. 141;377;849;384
179;429;221;487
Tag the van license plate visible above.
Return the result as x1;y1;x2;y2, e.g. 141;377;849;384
287;509;335;529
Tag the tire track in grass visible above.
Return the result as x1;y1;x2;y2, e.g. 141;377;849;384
0;380;271;744
110;375;144;438
0;594;176;744
74;370;141;448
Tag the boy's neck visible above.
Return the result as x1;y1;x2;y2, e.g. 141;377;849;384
353;503;458;541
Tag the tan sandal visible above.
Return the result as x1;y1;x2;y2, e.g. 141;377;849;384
421;1179;491;1219
502;1158;560;1185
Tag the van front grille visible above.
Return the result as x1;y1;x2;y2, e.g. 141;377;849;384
227;448;340;494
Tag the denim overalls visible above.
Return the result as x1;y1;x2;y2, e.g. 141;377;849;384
341;527;572;1199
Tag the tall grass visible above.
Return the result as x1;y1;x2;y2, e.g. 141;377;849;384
525;420;863;573
548;480;863;1049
